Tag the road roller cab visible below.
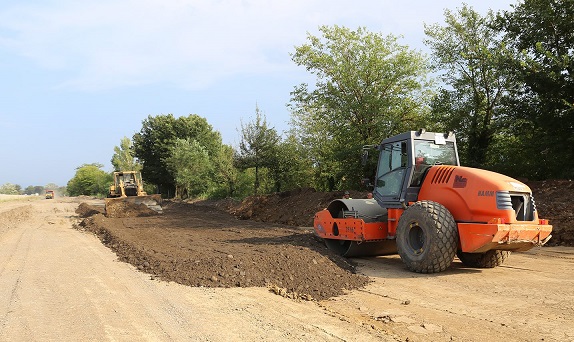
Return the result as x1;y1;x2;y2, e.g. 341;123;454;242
313;130;552;273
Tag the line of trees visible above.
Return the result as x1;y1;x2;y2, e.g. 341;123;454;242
128;110;312;199
0;183;63;196
64;0;572;198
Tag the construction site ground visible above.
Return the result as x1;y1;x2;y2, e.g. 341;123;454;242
0;181;573;341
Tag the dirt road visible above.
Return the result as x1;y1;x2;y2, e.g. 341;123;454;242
1;197;573;341
325;248;574;341
0;198;389;341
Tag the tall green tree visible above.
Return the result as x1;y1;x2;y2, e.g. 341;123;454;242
268;133;314;192
211;144;239;198
496;0;574;179
132;114;222;197
111;136;141;172
289;25;432;190
236;106;280;195
66;163;112;197
164;138;211;199
425;5;516;168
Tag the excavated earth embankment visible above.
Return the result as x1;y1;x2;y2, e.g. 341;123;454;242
75;199;369;301
74;181;572;301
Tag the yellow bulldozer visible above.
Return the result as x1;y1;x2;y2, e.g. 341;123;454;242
105;171;162;214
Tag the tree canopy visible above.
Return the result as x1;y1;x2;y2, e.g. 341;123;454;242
0;183;22;195
22;185;45;195
164;138;211;198
425;5;516;168
289;25;432;190
236;107;281;195
111;136;141;172
132;114;222;197
211;144;240;198
66;163;112;197
495;0;574;179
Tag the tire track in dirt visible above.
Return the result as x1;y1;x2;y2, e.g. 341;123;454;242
0;205;37;339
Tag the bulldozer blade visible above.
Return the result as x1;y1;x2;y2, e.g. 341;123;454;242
105;194;163;214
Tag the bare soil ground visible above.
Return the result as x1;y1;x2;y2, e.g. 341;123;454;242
1;198;387;341
76;200;369;301
2;180;573;341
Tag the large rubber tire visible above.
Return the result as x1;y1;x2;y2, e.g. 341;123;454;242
396;201;458;273
457;250;511;268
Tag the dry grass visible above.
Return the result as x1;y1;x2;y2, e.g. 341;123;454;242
0;194;42;203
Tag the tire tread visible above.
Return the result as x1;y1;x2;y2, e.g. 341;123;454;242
457;250;510;268
396;201;458;273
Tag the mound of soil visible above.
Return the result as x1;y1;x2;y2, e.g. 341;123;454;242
0;205;33;230
527;180;574;246
77;201;369;300
230;188;368;227
105;200;158;218
75;203;104;218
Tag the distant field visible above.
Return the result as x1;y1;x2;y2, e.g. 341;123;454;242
0;194;42;202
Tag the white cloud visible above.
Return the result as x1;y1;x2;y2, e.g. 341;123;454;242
0;0;515;91
0;1;310;89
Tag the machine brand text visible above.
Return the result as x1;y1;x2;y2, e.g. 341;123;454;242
453;175;468;188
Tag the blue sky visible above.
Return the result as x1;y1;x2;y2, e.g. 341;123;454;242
0;0;516;187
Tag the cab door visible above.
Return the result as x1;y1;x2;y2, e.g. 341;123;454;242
374;140;408;207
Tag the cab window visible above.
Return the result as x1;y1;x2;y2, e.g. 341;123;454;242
375;142;407;197
411;140;457;187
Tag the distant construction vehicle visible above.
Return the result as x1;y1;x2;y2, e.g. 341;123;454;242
106;171;162;213
314;130;552;273
45;190;54;199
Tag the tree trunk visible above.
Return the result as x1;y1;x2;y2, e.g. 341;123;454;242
254;165;260;195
